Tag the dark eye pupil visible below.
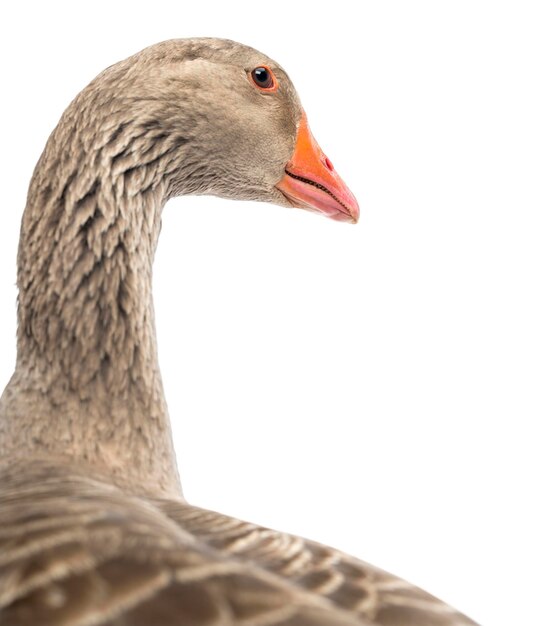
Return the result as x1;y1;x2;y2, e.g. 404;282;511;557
251;67;274;89
254;68;269;84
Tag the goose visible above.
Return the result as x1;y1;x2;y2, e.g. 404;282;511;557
0;38;477;626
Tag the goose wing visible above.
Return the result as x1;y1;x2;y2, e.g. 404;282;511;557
0;459;368;626
153;498;479;626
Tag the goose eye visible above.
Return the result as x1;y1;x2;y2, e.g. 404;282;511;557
251;66;276;91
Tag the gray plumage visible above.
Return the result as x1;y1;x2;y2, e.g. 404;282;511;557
0;38;478;625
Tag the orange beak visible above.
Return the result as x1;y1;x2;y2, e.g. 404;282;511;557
276;112;359;223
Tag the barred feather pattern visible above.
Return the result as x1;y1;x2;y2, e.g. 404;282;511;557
0;460;477;626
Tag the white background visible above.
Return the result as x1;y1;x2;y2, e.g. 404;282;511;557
0;2;531;625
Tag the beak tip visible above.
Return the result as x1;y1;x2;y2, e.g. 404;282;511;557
346;195;360;224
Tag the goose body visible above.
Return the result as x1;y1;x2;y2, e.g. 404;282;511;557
0;39;476;625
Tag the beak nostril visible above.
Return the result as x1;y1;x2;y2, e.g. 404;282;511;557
324;156;334;171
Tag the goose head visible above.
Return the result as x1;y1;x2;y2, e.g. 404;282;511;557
84;38;359;223
5;39;360;494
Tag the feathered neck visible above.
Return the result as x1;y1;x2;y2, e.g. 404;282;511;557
0;81;189;498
